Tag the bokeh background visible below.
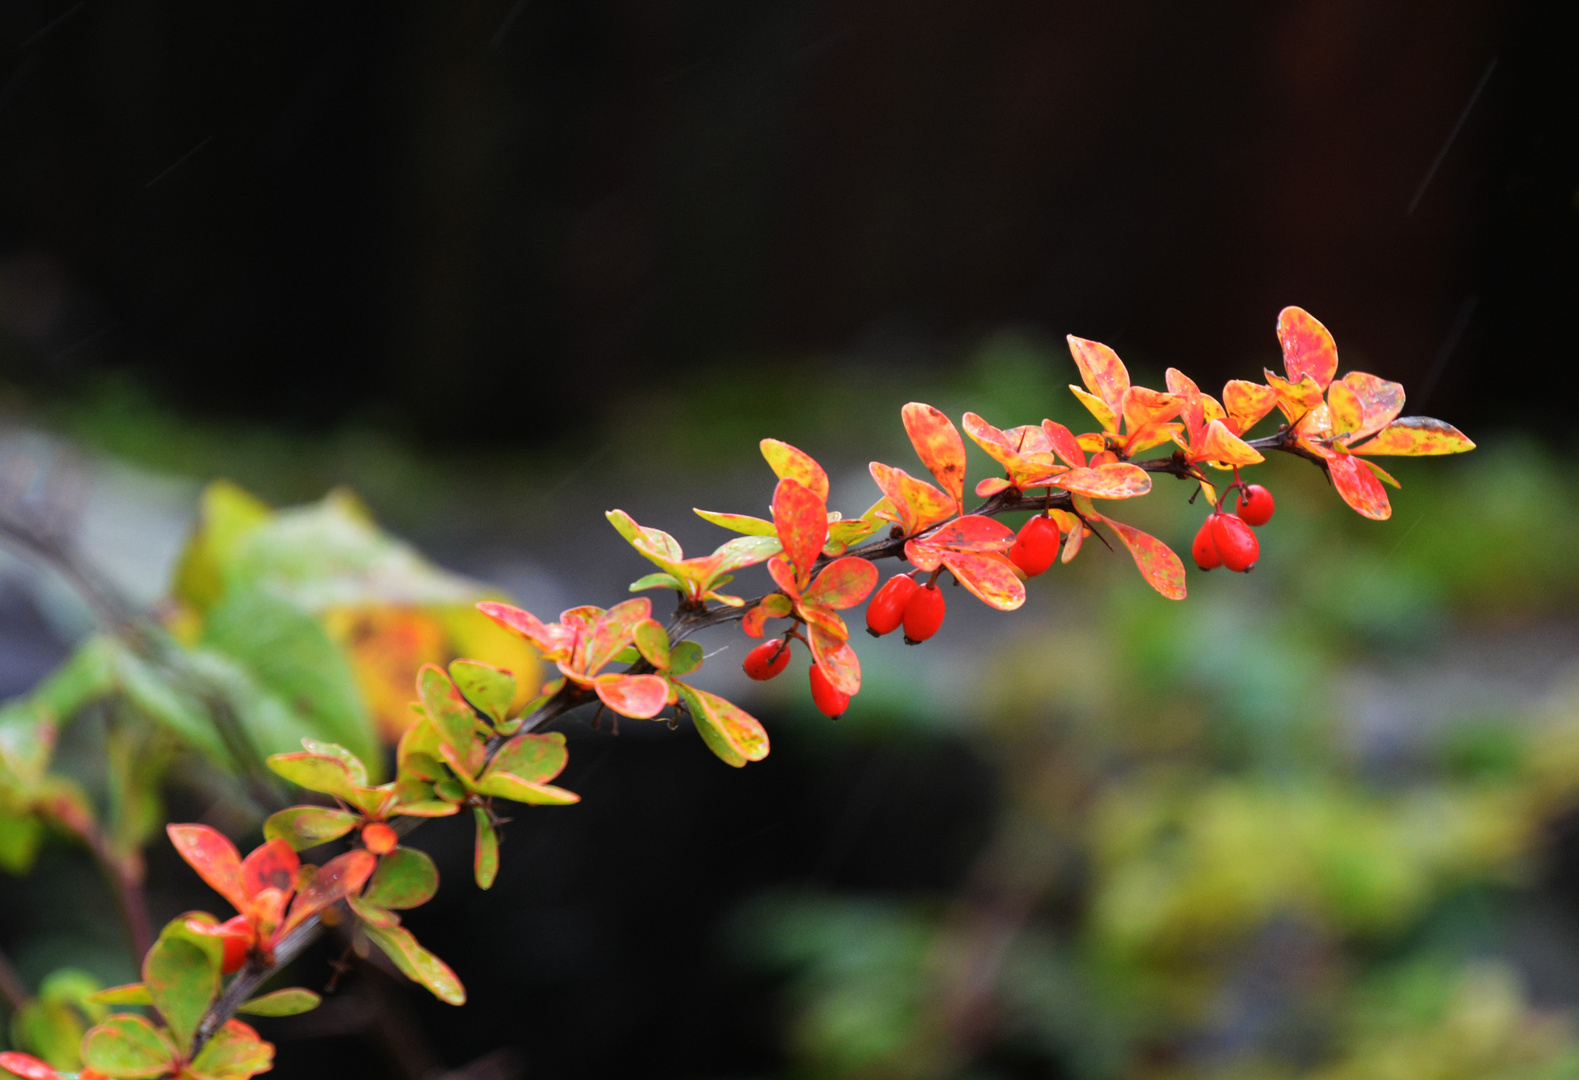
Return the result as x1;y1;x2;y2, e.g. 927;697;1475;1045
1;1;1578;1078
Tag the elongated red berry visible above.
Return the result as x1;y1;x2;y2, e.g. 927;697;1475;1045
743;639;793;680
362;821;399;855
1008;514;1061;577
1236;483;1275;526
808;664;850;718
1209;512;1260;572
1192;515;1221;570
866;573;919;637
903;582;946;644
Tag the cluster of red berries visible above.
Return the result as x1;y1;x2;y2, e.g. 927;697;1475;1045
864;572;948;645
741;638;855;720
1192;483;1274;573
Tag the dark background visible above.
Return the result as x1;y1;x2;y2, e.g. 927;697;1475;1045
0;0;1573;442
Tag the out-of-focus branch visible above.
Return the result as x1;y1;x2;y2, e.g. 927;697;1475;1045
0;941;29;1015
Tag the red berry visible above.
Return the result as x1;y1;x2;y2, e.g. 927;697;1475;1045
362;821;399;855
1192;515;1221;570
1209;512;1260;572
743;639;793;680
903;582;946;644
1008;514;1061;577
1236;483;1275;526
808;664;850;719
866;573;918;637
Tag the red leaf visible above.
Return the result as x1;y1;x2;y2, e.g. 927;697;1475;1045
766;555;800;597
925;514;1015;551
760;439;829;502
0;1052;65;1080
1067;335;1131;412
594;674;669;719
1104;519;1187;600
1040;419;1085;468
808;627;862;696
941;551;1026;611
802;557;879;610
902;403;967;511
1327;453;1392;520
168;824;249;913
867;462;956;534
279;849;375;939
474;602;575;659
240;839;299;900
741;603;769;638
1351;416;1475;456
1277;306;1339;390
771;478;828;584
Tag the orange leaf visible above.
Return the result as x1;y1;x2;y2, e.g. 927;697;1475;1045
1120;386;1181;431
279;849;375;939
975;476;1014;497
1263;369;1326;422
1052;463;1151;499
867;462;956;534
1104;519;1186;600
902;403;967;512
594;674;670;719
766;555;800;597
582;598;652;676
168;824;249;913
1327;453;1392;520
1067;335;1131;412
808;627;862;695
240;839;299;900
1350;416;1475;456
1223;379;1280;435
1197;419;1265;467
760;439;830;502
802;557;879;610
1327;378;1365;437
926;514;1015;551
941;551;1026;611
1277;306;1339;389
1117;421;1181;456
902;538;944;572
1039;419;1085;468
771;478;828;584
1334;371;1405;442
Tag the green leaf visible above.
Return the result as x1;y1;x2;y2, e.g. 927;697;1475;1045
86;984;153;1007
143;935;218;1054
360;924;466;1005
297;740;368;786
171;480;273;614
473;808;498;890
678;685;769;768
360;847;439;910
346;895;401;929
632;620;669;670
80;1014;177;1079
262;806;359;850
235;988;321;1017
186;1018;273;1080
22;642;115;734
418;665;481;755
0;809;43;874
264;753;359;803
628;571;684;594
667;641;704;678
449;660;516;726
14;969;105;1070
487;732;569;785
471;770;580;806
202;587;378;772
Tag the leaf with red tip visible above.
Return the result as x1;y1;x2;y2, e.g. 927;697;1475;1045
941;551;1026;611
0;1053;65;1080
471;770;579;805
1327;453;1392;520
604;509;684;567
807;628;861;696
582;598;652;677
1120;386;1181;431
975;477;1014;496
760;439;829;502
677;685;769;767
1052;463;1152;499
901;403;967;511
187;1018;274;1080
81;1014;178;1079
1040;419;1085;468
279;849;375;937
472;807;499;890
1351;416;1475;456
144;934;219;1054
802;557;879;610
1067;335;1131;411
692;508;777;536
360;924;465;1005
475;602;575;659
1277;306;1339;389
167;825;248;913
594;673;668;719
1197;419;1265;467
713;535;780;573
1069;386;1119;433
867;463;957;534
771;478;828;584
1105;519;1186;600
240;839;299;900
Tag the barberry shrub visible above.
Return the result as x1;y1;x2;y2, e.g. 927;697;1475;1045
0;307;1471;1078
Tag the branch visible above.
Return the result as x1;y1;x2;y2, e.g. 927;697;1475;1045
0;941;29;1016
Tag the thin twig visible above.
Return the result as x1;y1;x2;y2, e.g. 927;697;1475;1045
0;941;29;1015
